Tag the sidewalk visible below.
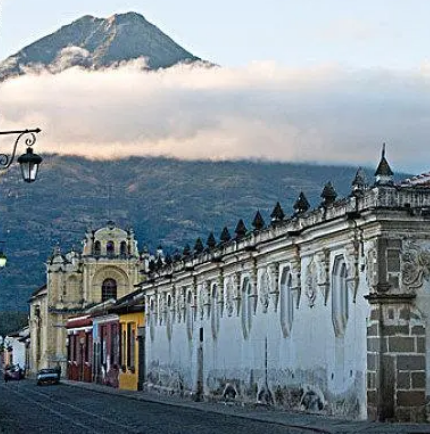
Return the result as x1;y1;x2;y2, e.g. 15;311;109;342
62;379;430;434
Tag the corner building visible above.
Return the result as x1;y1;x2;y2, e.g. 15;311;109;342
29;221;141;375
140;156;430;422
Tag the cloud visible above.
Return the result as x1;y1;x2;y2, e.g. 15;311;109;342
0;60;429;173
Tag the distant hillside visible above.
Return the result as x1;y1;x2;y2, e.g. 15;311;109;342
0;155;408;312
0;12;200;79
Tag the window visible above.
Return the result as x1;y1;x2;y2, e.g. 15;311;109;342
106;241;115;257
102;278;117;301
241;278;252;339
94;241;101;256
332;256;349;337
120;241;127;257
280;267;294;338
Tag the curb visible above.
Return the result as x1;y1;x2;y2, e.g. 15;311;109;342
60;380;397;434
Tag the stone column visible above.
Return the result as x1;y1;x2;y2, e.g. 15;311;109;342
366;293;426;422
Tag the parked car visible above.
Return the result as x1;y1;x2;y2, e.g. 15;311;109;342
3;364;23;382
36;368;60;386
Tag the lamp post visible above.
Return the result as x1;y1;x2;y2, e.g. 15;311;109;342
0;128;43;183
0;129;42;268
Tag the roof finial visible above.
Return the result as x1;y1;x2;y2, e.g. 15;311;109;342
375;143;393;186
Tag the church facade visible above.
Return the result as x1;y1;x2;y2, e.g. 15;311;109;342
28;221;141;375
139;155;430;422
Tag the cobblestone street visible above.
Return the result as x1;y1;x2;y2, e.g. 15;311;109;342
2;379;430;434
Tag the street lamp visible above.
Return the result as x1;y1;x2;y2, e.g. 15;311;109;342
0;128;42;183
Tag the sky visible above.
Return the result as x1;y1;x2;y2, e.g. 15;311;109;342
1;1;430;173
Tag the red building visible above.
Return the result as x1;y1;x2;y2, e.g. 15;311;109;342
66;315;93;382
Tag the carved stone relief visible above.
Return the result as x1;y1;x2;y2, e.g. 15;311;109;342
366;244;377;291
345;244;359;302
305;257;318;307
259;269;270;313
251;262;258;314
225;278;234;317
268;263;279;312
402;240;430;290
203;281;211;318
217;271;225;318
291;259;302;309
233;272;241;316
316;249;330;305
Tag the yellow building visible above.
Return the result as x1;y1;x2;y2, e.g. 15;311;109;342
114;292;145;391
28;221;142;375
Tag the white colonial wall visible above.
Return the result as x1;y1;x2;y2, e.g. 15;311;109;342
144;219;371;419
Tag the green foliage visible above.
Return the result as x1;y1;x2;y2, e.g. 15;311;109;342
0;155;410;312
0;311;28;336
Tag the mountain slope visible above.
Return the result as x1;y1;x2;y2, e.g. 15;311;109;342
0;155;408;312
0;12;200;79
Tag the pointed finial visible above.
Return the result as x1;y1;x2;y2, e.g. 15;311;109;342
206;232;217;249
270;202;285;223
148;259;156;273
252;210;265;231
321;181;337;206
173;249;182;262
351;167;368;196
156;255;163;270
293;192;310;215
194;238;204;254
219;226;231;244
182;244;191;257
235;219;247;239
375;144;394;186
164;253;172;265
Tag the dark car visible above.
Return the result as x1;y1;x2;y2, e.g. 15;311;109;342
3;364;23;382
36;368;60;386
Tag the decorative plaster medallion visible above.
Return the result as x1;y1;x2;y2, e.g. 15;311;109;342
366;245;376;289
259;270;270;313
305;258;318;307
225;279;234;317
402;241;430;290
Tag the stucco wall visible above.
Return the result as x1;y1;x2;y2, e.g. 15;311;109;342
145;239;370;419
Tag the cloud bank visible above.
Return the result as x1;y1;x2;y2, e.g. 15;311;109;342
1;57;430;173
